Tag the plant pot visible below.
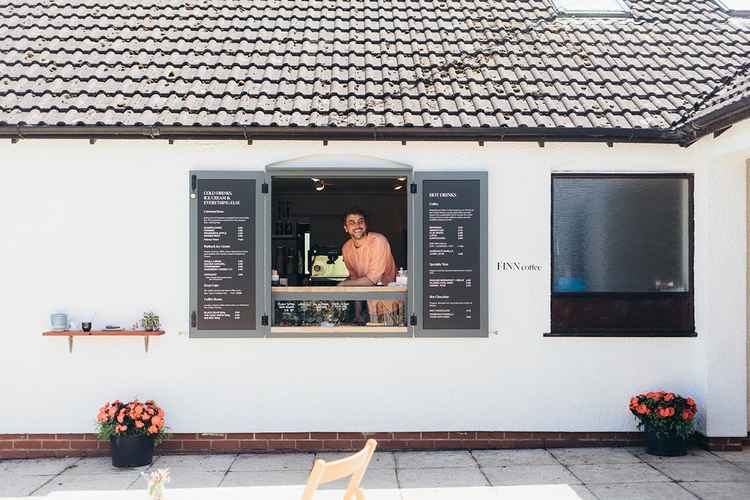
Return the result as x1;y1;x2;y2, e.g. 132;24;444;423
110;434;154;468
645;429;688;457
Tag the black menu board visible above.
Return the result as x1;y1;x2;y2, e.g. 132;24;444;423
197;179;256;330
422;179;481;330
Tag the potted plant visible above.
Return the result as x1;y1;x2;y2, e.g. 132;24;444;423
140;312;160;332
96;399;168;467
629;391;697;456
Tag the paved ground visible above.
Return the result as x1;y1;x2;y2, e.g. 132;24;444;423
2;447;750;499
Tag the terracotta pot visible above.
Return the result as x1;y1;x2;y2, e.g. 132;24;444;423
110;434;154;468
645;429;688;457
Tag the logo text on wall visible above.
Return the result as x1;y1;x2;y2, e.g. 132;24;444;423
498;261;542;271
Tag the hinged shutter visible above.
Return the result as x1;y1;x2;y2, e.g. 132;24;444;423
190;171;269;338
411;171;488;337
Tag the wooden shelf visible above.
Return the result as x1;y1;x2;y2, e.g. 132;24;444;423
42;330;165;353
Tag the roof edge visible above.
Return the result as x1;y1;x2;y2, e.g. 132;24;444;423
677;96;750;146
0;125;685;144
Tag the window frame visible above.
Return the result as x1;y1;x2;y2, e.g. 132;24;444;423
714;0;750;17
548;173;696;338
549;0;631;18
265;167;414;338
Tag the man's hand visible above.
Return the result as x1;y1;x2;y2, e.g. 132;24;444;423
337;277;375;286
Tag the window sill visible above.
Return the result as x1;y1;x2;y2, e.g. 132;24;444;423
543;331;697;338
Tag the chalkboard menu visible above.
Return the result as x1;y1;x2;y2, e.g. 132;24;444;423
197;179;256;330
422;179;481;330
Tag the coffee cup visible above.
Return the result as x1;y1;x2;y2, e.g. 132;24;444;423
81;322;92;332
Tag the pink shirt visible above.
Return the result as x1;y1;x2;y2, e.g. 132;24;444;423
341;232;397;285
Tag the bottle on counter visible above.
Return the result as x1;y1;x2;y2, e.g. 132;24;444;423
396;267;408;285
272;269;280;286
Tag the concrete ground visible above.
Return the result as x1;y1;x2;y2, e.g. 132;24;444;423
2;447;750;499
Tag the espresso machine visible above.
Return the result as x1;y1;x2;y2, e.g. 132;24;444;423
307;245;349;285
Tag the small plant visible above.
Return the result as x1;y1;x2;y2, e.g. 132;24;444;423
140;312;160;331
629;391;697;439
143;468;170;500
96;399;169;445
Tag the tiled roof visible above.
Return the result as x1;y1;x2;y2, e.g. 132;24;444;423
0;0;749;134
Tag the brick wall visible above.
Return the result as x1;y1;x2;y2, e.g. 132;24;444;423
1;431;744;460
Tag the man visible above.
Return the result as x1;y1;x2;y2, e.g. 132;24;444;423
338;208;399;324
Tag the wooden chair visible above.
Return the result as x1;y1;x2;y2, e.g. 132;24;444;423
301;439;378;500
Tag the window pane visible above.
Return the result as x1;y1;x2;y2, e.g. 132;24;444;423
553;177;690;293
553;0;629;13
717;0;750;10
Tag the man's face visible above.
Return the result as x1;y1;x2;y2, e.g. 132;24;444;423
344;214;367;240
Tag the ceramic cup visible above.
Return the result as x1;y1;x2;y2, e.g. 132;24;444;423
81;322;92;332
50;313;70;331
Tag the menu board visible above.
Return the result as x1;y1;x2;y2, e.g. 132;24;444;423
197;179;255;330
422;179;481;330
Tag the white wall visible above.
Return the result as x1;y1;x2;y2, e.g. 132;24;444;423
0;129;746;437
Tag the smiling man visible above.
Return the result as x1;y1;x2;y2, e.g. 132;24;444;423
338;207;398;323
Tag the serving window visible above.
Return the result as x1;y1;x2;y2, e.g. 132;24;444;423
550;174;694;336
190;166;488;338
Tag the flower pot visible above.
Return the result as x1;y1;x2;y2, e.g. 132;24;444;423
645;429;688;457
110;434;154;468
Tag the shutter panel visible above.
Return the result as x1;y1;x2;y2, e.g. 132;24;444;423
411;171;488;337
190;171;269;338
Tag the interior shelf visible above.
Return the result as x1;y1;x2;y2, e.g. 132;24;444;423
42;330;165;353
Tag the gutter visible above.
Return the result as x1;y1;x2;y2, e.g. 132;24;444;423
0;125;686;145
678;96;750;147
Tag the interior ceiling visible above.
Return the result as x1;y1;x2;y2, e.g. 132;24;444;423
272;177;408;194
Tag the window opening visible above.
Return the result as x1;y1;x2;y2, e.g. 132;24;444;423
551;0;630;17
270;176;409;331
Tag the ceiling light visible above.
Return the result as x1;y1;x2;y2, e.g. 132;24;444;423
393;184;404;191
315;181;326;191
397;177;407;181
310;177;320;182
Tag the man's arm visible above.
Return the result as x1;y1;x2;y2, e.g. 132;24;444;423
337;276;375;287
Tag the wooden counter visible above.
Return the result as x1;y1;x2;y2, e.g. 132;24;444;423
272;286;407;301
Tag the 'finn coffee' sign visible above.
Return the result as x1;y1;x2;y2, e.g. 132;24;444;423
197;179;256;330
422;180;481;330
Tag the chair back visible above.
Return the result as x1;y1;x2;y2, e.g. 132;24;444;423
301;439;378;500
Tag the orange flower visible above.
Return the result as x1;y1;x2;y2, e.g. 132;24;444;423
687;398;696;407
637;404;649;415
148;425;158;434
135;420;144;429
141;413;151;421
116;425;127;433
682;410;693;420
663;393;675;401
152;416;163;426
629;397;639;408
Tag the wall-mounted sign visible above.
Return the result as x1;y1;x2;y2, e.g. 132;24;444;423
422;179;481;330
197;179;256;330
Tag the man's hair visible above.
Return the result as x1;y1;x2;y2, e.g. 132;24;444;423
343;207;367;223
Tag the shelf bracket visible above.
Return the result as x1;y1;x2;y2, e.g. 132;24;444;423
144;336;150;353
68;336;73;354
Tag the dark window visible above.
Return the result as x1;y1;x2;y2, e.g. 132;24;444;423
550;174;694;336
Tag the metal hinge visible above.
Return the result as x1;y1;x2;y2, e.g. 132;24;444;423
410;314;418;326
191;174;197;192
410;183;417;194
191;311;197;328
261;315;269;326
261;183;269;194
